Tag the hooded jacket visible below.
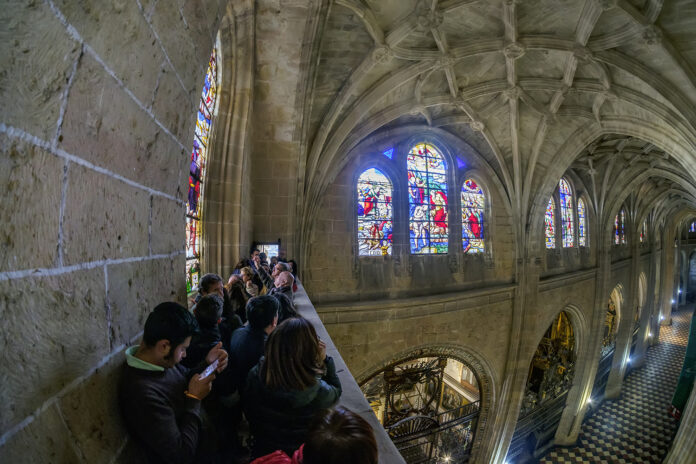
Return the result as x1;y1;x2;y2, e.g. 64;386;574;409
242;357;341;458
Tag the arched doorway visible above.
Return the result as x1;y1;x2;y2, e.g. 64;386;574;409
360;353;484;463
507;311;577;463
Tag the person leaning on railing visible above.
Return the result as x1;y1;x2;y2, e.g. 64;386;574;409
242;317;342;459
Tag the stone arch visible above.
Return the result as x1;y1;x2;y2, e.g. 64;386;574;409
356;343;496;463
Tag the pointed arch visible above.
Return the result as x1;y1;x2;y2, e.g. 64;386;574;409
461;178;485;253
357;168;393;256
545;197;556;249
408;143;448;254
186;45;219;292
578;197;587;247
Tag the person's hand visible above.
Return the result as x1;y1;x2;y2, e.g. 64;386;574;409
205;342;228;372
317;339;327;364
188;373;214;400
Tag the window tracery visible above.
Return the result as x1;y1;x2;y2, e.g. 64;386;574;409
408;143;448;254
578;198;587;247
559;178;574;247
357;168;393;256
614;208;627;245
461;179;484;254
545;198;556;249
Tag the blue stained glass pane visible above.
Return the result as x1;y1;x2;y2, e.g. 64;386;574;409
620;209;626;244
614;214;620;244
578;198;587;247
357;168;393;256
559;178;574;247
408;143;448;254
456;157;466;169
382;148;394;159
462;178;484;253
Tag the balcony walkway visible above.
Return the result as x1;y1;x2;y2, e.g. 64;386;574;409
539;306;692;463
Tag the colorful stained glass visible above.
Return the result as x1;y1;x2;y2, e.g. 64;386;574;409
559;178;574;247
186;47;218;292
614;213;620;245
462;179;484;253
690;222;695;233
408;143;448;254
358;168;393;256
640;220;647;243
382;148;394;159
545;198;555;249
578;198;587;247
620;209;626;244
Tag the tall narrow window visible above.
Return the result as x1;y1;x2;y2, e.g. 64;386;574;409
578;198;587;247
408;143;448;254
614;213;620;245
461;179;484;253
640;220;647;243
690;222;695;233
186;47;218;292
559;178;574;247
357;168;393;256
620;209;626;244
545;198;556;249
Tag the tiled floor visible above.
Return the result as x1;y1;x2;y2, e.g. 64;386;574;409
539;306;692;464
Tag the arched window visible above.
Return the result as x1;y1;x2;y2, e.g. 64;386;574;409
186;47;218;292
408;143;448;254
640;219;647;243
461;179;484;253
559;178;574;247
578;198;587;247
690;221;695;233
357;168;393;256
545;198;556;249
614;208;626;245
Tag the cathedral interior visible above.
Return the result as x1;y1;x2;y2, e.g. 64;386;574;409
3;0;696;462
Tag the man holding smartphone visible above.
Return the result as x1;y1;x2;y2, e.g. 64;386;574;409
119;302;228;464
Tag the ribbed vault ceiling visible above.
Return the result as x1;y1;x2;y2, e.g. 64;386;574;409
300;0;696;238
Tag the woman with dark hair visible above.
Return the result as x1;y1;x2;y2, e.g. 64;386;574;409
243;317;342;459
250;407;378;464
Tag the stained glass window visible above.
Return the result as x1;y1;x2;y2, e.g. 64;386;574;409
382;148;394;159
559;178;574;247
186;47;218;292
614;213;620;245
461;179;484;253
578;198;587;247
358;168;393;256
408;143;448;254
690;222;695;233
545;198;555;249
620;209;626;244
640;220;647;243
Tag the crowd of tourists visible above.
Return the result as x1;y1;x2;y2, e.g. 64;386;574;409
119;249;378;464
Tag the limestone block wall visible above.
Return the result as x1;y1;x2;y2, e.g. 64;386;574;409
0;1;227;461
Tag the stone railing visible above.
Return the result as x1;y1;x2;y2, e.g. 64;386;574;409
294;281;406;464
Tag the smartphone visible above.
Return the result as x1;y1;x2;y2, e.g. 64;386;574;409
200;359;219;380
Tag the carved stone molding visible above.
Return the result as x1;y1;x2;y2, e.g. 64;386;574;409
504;86;521;101
371;45;392;64
503;42;526;60
596;0;617;10
573;46;594;63
642;25;663;46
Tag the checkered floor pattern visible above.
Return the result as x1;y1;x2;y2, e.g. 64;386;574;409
539;306;692;464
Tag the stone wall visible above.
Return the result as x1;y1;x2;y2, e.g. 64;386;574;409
0;1;227;461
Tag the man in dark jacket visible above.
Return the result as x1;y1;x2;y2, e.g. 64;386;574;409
225;295;279;393
119;302;228;464
182;294;224;369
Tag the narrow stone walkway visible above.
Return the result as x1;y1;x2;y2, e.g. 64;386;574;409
539;306;692;464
